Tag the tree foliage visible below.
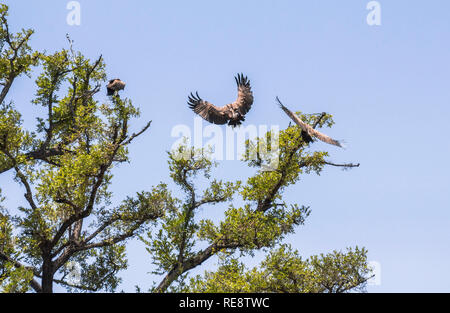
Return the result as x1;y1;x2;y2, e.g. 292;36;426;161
187;245;372;293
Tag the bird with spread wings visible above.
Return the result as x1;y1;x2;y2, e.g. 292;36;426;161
276;97;345;148
188;73;254;127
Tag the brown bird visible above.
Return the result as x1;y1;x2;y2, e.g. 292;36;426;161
107;79;126;96
188;73;254;127
276;97;344;148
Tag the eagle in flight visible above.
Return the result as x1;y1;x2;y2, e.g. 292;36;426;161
188;73;254;127
276;97;345;148
107;79;126;96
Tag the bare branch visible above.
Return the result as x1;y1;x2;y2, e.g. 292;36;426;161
121;121;152;146
324;161;360;169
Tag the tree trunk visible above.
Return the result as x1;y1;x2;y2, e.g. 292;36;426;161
41;258;54;293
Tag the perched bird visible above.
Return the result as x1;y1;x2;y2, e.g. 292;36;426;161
276;97;344;148
188;73;254;127
106;79;126;96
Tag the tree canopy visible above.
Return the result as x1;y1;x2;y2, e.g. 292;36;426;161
187;245;371;293
0;4;166;292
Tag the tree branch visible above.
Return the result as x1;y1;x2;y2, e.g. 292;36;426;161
313;113;326;129
121;121;152;146
324;161;360;169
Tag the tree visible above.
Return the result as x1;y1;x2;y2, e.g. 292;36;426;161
142;113;366;293
0;4;171;293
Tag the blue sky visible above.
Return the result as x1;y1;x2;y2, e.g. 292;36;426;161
1;0;450;292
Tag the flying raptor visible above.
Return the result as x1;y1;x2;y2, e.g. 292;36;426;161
188;73;254;127
276;97;345;148
107;79;126;96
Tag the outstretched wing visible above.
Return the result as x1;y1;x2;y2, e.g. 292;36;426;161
276;97;344;148
107;79;125;91
188;92;229;125
232;73;253;115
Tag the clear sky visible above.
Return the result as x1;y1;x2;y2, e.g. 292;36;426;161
1;0;450;292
